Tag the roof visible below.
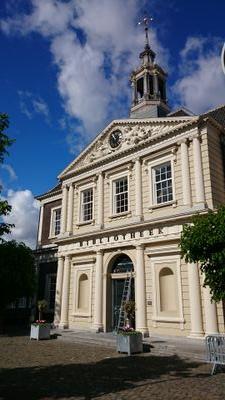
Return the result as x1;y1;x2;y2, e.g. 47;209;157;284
202;104;225;127
35;183;62;201
168;107;195;117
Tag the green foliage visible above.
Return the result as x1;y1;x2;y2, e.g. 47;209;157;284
0;240;36;312
123;300;135;319
118;330;142;336
37;299;48;320
180;206;225;302
0;113;14;237
0;114;14;163
37;299;48;312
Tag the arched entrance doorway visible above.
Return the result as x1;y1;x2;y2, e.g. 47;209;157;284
106;254;135;331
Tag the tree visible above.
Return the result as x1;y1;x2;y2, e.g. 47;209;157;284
180;206;225;302
0;241;36;315
0;115;36;325
0;113;14;238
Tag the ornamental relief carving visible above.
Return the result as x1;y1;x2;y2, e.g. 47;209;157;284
73;121;184;170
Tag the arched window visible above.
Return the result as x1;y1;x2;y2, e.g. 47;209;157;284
111;255;134;274
78;273;89;311
159;267;177;312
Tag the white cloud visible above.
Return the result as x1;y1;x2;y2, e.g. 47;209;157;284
2;189;40;249
1;0;169;145
1;164;17;181
18;90;50;121
173;36;225;114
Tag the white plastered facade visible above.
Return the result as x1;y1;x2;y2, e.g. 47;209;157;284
38;115;225;337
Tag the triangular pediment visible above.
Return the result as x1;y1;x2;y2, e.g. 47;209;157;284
59;116;198;179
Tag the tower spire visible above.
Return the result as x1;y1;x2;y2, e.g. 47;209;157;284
138;16;155;64
138;16;153;50
129;16;170;119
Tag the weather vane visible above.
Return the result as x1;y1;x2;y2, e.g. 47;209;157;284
138;16;154;48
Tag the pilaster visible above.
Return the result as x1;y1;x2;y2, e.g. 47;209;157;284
192;133;205;207
188;263;204;337
54;256;64;326
178;138;192;206
93;250;103;332
135;245;148;335
37;205;44;244
135;158;143;220
97;172;104;228
203;285;219;335
61;185;68;234
66;183;74;234
59;255;71;329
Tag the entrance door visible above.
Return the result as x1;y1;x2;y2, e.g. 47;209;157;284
107;254;135;331
112;278;135;330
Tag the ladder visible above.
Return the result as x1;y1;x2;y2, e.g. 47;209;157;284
116;274;132;332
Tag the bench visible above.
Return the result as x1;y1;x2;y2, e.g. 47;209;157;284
206;335;225;375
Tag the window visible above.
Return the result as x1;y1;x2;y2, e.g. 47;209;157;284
152;162;173;205
113;177;128;214
45;274;56;311
149;75;154;95
53;208;61;236
81;188;93;221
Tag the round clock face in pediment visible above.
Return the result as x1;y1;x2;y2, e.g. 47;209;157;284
109;130;123;149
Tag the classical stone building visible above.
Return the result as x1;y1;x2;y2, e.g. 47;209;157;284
36;29;225;337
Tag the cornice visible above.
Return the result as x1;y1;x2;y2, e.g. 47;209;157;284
53;206;210;246
59;117;199;181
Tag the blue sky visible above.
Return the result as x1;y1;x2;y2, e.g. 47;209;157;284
0;0;225;247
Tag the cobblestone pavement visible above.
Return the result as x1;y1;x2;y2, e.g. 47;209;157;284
0;334;225;400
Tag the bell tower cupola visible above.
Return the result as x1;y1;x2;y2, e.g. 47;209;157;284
130;17;170;118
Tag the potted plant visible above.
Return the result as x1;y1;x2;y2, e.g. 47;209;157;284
30;300;50;340
117;327;143;356
123;300;135;328
117;300;143;355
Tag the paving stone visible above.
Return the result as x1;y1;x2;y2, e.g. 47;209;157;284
0;332;224;399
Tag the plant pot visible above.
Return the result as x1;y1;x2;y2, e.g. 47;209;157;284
30;323;51;340
117;332;143;355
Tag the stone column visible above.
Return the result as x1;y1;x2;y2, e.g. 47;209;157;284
193;134;205;206
203;285;219;335
179;139;192;206
54;256;64;326
144;72;148;98
131;81;136;105
37;205;44;244
93;250;103;331
153;73;158;97
97;172;104;228
188;263;204;337
66;183;74;233
135;158;143;220
59;255;71;328
135;245;148;335
61;185;68;234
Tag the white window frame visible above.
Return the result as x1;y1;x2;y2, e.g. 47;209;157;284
148;155;176;210
77;182;95;225
151;255;184;328
108;170;131;218
49;206;61;238
72;265;93;317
